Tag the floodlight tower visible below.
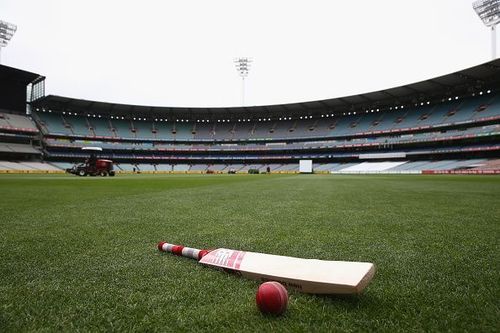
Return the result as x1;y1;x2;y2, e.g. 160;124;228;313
473;0;500;59
234;57;252;106
0;20;17;64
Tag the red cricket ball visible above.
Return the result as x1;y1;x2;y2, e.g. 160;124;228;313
256;281;288;315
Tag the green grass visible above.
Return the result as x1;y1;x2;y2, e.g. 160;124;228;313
0;174;499;332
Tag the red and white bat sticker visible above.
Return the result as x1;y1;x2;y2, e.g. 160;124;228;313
199;249;246;270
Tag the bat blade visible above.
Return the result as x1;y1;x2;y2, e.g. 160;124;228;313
199;248;375;294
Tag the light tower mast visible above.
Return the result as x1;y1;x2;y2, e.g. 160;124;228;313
234;57;252;106
473;0;500;59
0;20;17;64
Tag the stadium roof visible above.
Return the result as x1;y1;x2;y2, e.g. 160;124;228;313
0;64;45;86
33;59;500;120
0;65;45;113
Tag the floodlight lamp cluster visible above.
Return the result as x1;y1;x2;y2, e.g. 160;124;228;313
234;57;252;78
0;20;17;48
473;0;500;27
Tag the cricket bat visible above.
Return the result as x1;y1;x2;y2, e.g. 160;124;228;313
157;242;375;294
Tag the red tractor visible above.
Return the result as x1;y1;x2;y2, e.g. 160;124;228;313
66;147;115;177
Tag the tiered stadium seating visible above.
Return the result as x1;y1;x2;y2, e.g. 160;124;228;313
0;161;60;171
190;165;208;172
51;162;74;170
132;121;156;140
239;164;264;172
115;163;137;171
207;164;228;171
329;159;488;173
470;159;500;170
18;162;61;171
339;162;407;173
0;112;42;164
0;143;40;154
0;112;38;131
155;164;173;171
27;87;499;174
88;118;113;137
172;164;190;172
136;164;156;171
35;112;70;134
34;92;500;141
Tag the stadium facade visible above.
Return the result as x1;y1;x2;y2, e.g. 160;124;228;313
0;60;499;174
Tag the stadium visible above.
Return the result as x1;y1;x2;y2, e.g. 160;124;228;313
1;1;499;332
2;59;500;174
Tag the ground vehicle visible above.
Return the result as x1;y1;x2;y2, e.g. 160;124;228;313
66;147;115;177
66;159;115;177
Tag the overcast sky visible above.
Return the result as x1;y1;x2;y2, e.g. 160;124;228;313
0;0;497;107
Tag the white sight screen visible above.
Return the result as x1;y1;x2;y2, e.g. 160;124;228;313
299;160;313;173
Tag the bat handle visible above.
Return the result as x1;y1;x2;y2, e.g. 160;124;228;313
157;241;210;261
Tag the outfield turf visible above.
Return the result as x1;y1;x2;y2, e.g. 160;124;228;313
0;174;499;332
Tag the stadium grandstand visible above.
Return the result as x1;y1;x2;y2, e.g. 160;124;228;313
0;65;53;171
1;59;499;174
